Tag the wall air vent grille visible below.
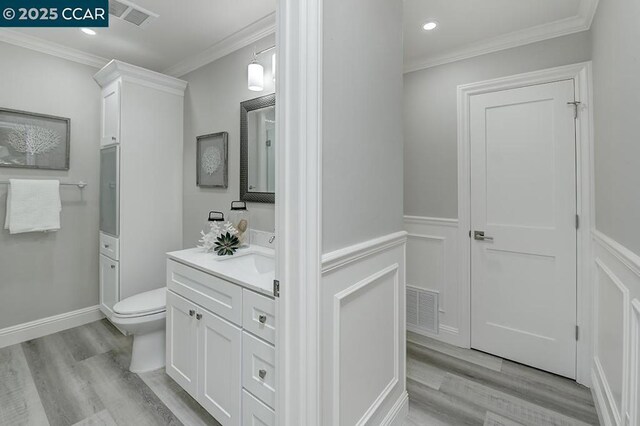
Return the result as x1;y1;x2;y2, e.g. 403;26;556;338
407;286;439;334
108;0;158;28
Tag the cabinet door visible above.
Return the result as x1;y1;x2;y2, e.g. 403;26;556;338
99;254;119;316
166;291;199;398
101;80;120;146
242;390;275;426
198;309;242;426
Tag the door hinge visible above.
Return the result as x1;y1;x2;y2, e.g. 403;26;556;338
273;279;280;298
575;325;579;341
567;101;581;119
576;214;579;229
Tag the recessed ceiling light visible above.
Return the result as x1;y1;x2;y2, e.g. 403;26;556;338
80;28;96;36
422;21;438;31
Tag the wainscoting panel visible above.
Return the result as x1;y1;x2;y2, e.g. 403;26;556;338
592;231;640;426
321;231;408;426
404;216;462;346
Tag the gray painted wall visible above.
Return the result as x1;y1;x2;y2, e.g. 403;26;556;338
322;0;404;253
182;35;275;248
592;0;640;256
404;31;592;219
0;42;100;329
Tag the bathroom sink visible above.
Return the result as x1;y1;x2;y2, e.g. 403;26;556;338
218;251;275;275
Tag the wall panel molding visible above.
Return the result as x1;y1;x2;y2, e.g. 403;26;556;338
592;230;640;426
404;215;463;346
321;232;406;425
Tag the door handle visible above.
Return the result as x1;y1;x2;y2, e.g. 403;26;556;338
474;231;494;242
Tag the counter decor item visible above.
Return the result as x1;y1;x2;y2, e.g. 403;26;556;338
196;132;228;188
228;201;250;246
0;108;70;170
198;211;240;255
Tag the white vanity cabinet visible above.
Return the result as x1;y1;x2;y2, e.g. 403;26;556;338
165;256;276;426
94;60;187;318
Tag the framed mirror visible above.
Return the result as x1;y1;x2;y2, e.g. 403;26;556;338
240;94;275;203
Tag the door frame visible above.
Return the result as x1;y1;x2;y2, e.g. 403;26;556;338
456;62;595;386
275;0;323;424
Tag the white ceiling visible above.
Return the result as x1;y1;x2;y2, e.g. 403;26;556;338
1;0;597;76
9;0;275;73
403;0;595;72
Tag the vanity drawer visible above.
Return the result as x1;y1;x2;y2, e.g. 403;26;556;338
167;259;243;326
100;233;119;260
242;331;275;409
242;289;275;344
242;390;275;426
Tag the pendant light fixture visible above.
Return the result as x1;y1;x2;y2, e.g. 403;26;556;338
248;53;264;92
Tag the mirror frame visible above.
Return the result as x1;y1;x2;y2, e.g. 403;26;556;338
240;93;276;204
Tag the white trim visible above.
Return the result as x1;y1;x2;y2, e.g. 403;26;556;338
379;391;409;426
403;215;458;228
404;0;599;73
275;0;323;424
163;13;276;78
322;231;407;273
0;305;103;349
630;299;640;426
456;62;595;385
593;230;640;277
94;60;188;96
0;29;109;69
592;361;615;426
333;264;400;426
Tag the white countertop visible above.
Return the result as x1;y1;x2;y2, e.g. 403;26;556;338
167;245;276;297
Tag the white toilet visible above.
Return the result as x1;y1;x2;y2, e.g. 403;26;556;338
111;287;167;373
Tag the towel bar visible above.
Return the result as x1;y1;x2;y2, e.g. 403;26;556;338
0;180;87;189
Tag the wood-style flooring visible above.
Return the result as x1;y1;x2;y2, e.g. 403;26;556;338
405;331;600;426
0;319;220;426
0;321;601;425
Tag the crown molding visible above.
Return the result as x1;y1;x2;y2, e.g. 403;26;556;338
0;29;109;69
404;0;599;74
163;12;276;78
94;60;187;95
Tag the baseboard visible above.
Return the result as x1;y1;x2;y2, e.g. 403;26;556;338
379;391;409;426
0;305;104;349
592;361;616;426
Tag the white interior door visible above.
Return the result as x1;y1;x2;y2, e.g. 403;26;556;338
470;80;577;379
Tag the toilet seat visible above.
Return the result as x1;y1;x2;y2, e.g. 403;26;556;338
113;287;166;318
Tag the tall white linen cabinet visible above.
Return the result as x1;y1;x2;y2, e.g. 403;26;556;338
94;60;187;317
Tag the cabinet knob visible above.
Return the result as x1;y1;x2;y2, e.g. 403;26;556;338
258;369;267;379
110;265;115;269
258;315;267;324
196;313;203;320
111;136;117;141
104;244;110;248
189;309;195;317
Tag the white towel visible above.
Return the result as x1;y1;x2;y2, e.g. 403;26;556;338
4;179;61;234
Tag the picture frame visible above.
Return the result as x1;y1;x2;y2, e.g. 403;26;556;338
196;131;228;188
0;108;70;170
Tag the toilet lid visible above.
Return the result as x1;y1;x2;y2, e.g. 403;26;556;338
113;288;166;316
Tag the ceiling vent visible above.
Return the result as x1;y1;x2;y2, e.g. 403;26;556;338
108;0;158;28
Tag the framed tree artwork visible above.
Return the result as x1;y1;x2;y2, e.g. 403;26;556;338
0;108;70;170
196;131;228;188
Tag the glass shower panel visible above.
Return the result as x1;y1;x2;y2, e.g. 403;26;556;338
100;146;119;236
